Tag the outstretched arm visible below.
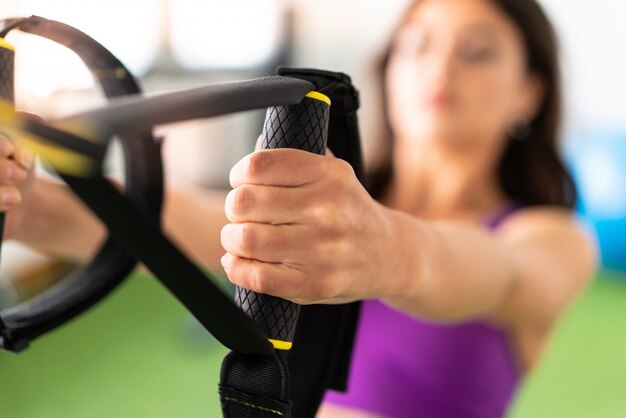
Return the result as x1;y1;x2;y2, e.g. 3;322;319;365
219;148;597;335
2;131;229;272
10;177;229;272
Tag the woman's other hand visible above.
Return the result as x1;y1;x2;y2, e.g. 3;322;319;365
0;134;36;240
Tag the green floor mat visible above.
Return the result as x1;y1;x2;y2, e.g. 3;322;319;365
1;270;625;417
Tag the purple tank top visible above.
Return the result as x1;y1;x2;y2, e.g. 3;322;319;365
323;202;522;418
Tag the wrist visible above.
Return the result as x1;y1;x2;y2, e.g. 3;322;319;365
375;207;432;306
13;177;51;241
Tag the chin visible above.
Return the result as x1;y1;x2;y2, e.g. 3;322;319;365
402;125;485;153
417;116;468;142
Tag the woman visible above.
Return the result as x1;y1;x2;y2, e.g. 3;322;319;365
318;0;596;416
0;0;596;417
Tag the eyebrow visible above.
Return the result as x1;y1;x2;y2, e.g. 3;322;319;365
400;20;501;40
457;23;501;40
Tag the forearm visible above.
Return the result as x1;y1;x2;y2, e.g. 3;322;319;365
16;177;106;262
15;175;228;271
380;208;516;322
162;180;228;273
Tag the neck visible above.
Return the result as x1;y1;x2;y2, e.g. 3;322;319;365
382;139;506;220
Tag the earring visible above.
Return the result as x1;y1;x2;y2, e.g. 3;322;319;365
508;116;532;141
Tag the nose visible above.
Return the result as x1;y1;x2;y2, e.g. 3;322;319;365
425;49;455;90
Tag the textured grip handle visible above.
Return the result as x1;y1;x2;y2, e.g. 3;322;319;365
235;92;330;350
0;40;15;251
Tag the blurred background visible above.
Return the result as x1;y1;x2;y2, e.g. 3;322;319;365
0;0;624;417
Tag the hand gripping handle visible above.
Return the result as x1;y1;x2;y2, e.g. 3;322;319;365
234;91;331;350
0;38;15;257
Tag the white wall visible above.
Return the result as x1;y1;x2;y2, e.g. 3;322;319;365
539;0;626;133
3;0;624;134
289;0;626;142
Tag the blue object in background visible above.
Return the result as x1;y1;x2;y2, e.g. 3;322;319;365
566;131;626;272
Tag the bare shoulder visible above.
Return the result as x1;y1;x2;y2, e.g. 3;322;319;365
494;206;596;257
489;205;598;328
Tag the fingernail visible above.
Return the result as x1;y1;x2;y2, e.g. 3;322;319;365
2;191;19;205
8;166;25;182
221;253;231;270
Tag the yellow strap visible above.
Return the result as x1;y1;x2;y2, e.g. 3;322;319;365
0;37;15;52
305;91;331;106
268;338;293;351
0;99;96;176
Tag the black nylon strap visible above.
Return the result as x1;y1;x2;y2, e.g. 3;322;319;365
219;386;289;418
58;173;273;356
219;352;290;417
220;68;364;418
277;68;363;417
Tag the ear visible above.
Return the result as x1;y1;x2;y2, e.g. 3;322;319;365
518;73;545;121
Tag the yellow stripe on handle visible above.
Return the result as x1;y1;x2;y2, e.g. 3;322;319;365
0;99;96;176
0;38;15;52
268;339;293;351
305;91;331;106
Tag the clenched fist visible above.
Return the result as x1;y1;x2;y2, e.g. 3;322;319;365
220;148;395;305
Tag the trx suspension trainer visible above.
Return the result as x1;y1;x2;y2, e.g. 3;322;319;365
0;16;363;418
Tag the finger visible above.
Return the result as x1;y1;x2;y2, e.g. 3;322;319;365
0;135;16;158
221;222;303;264
0;186;21;211
220;252;303;300
0;159;28;185
225;184;309;224
230;148;330;188
13;145;35;171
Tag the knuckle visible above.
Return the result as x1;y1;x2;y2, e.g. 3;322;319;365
238;223;256;254
327;158;352;180
320;157;338;177
334;158;353;174
310;274;336;301
0;188;21;209
320;202;345;232
220;224;232;249
2;162;26;184
249;265;269;294
310;234;333;258
231;185;254;216
245;152;267;178
316;280;335;300
309;200;334;224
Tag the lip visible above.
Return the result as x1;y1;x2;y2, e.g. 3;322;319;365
425;91;455;109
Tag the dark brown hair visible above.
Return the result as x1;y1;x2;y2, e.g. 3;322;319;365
367;0;577;208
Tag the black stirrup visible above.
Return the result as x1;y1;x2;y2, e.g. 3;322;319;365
0;15;163;353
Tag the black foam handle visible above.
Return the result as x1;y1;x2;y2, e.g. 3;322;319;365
0;41;15;256
234;93;330;349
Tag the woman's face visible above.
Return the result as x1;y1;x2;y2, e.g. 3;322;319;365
386;0;542;153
